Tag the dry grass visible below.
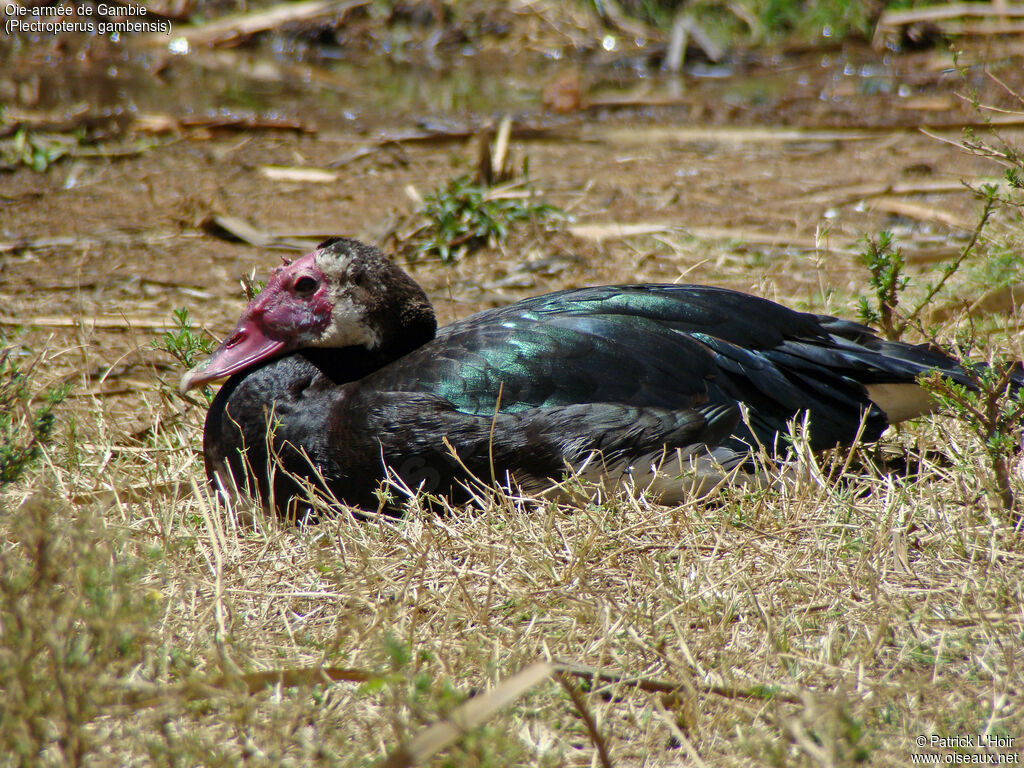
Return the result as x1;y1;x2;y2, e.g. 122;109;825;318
1;318;1022;767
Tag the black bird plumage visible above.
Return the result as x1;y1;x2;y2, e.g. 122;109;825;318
182;238;996;517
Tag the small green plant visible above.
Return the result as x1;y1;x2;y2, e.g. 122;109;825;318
857;187;997;342
900;65;1024;528
857;189;1020;526
953;59;1024;205
963;119;1024;198
240;268;265;301
857;231;907;340
417;170;563;263
152;308;215;404
154;308;215;371
919;362;1024;525
0;345;67;485
0;127;79;173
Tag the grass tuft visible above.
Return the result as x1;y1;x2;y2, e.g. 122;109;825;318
415;170;565;264
0;494;156;766
0;343;66;485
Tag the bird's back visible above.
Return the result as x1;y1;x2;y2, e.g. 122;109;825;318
351;283;944;452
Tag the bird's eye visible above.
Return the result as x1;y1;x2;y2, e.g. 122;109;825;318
294;276;319;296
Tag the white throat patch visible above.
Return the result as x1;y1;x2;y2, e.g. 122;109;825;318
320;293;381;350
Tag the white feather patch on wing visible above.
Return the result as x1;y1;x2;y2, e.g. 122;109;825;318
865;382;935;423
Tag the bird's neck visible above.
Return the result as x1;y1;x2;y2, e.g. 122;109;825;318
305;311;436;384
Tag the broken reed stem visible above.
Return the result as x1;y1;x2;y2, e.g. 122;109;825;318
555;671;614;768
116;658;804;713
555;661;803;704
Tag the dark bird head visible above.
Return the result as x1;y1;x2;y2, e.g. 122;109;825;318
181;238;436;392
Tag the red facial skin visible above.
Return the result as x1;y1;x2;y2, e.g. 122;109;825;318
180;252;332;392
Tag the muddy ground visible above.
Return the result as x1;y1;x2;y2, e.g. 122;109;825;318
2;35;1024;435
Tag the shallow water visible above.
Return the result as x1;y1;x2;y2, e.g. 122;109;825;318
1;24;981;137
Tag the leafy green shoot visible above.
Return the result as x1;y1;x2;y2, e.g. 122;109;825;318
152;308;216;405
417;170;565;264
